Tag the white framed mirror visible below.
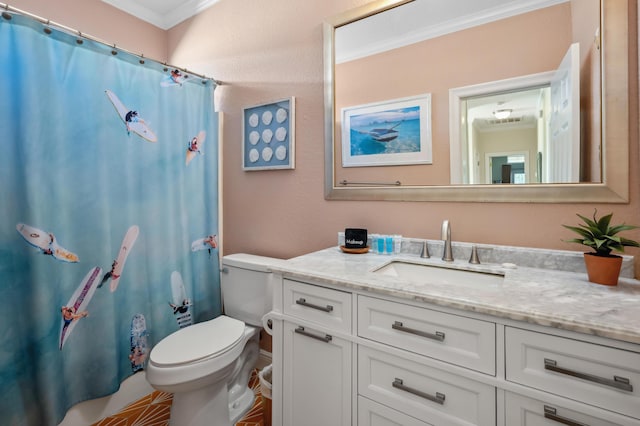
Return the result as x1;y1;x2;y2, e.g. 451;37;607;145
323;0;629;202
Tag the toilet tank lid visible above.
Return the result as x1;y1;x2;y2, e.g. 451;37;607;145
222;253;286;272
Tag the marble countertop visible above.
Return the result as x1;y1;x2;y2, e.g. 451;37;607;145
270;247;640;345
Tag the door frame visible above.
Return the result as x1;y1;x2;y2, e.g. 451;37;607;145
449;71;554;184
485;150;529;184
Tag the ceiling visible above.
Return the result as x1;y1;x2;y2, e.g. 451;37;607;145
467;87;547;129
335;0;568;63
101;0;221;30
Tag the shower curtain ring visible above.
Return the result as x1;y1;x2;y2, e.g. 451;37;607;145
2;4;11;20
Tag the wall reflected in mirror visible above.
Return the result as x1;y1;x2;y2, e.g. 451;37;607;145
460;86;549;184
334;0;601;187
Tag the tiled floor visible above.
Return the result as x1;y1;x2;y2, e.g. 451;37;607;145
91;369;266;426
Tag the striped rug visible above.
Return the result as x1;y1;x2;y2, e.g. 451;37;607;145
91;369;265;426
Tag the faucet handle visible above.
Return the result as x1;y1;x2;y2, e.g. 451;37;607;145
420;241;430;258
469;245;480;264
441;220;454;262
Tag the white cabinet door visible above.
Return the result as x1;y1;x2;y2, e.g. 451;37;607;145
282;321;352;426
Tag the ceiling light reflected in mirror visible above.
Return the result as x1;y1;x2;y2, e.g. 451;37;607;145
493;109;512;119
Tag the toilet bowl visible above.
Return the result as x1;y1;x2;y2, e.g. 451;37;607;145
146;254;282;426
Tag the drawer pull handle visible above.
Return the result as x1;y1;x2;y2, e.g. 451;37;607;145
544;358;633;392
295;326;332;343
392;378;445;405
296;297;334;313
543;405;588;426
392;321;445;342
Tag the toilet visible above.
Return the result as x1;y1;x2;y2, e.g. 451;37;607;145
146;253;281;426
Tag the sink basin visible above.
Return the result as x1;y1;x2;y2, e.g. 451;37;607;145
373;260;504;285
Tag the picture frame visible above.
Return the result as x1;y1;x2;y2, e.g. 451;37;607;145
242;97;295;171
341;94;432;167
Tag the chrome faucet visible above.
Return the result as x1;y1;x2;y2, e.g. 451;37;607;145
441;220;454;262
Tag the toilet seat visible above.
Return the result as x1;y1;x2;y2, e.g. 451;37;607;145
150;315;246;367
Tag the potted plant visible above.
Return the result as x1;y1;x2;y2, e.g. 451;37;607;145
563;211;639;285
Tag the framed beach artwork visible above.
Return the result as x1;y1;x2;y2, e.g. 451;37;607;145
341;94;432;167
242;97;295;171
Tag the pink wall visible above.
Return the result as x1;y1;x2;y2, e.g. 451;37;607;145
168;0;640;276
8;0;167;61
9;0;640;276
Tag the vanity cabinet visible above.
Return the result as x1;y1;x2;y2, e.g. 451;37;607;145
280;279;352;426
505;391;627;426
272;276;640;426
505;327;640;424
282;321;351;426
358;345;495;425
283;278;352;333
358;295;495;375
358;396;433;426
357;295;496;426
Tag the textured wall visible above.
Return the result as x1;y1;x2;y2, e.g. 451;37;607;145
10;0;640;277
167;0;640;277
8;0;167;61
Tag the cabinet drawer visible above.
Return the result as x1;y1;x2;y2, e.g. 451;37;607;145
358;346;496;426
358;396;433;426
358;295;495;374
505;391;635;426
505;327;640;419
283;279;351;333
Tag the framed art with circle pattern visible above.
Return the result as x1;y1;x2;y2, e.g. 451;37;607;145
242;97;295;170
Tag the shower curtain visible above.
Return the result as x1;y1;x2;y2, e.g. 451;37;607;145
0;12;221;426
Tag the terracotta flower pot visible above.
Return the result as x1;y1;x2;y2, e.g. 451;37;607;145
583;252;623;286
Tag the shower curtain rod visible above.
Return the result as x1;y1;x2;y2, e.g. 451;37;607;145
0;2;221;85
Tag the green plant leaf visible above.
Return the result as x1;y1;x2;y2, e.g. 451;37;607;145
596;212;613;232
609;224;638;235
562;225;592;239
576;213;598;229
562;210;639;255
620;237;640;248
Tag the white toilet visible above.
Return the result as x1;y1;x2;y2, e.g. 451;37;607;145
146;253;281;426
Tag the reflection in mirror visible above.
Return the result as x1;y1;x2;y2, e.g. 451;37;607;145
461;86;550;185
324;0;629;202
451;36;596;185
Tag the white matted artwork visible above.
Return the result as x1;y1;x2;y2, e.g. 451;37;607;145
243;97;295;170
341;94;432;167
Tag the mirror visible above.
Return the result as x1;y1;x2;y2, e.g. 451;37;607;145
323;0;629;202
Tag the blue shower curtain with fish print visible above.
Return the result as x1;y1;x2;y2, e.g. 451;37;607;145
0;12;221;426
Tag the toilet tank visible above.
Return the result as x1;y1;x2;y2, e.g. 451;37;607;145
221;253;284;326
